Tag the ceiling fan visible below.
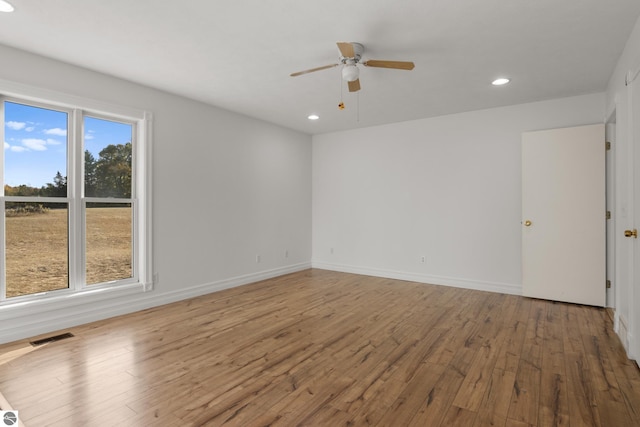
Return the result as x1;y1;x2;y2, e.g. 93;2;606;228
290;42;415;92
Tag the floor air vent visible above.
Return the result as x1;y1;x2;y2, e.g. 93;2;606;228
30;332;74;346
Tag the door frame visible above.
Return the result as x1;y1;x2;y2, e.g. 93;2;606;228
606;119;616;309
629;69;640;361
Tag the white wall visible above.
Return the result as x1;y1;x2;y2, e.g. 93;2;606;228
312;93;605;294
0;36;629;346
0;44;312;344
606;14;640;359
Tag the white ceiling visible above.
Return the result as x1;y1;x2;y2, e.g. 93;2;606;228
0;0;639;135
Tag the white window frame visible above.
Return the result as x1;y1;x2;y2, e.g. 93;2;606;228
0;79;153;306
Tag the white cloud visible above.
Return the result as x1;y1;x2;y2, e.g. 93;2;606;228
6;121;26;130
25;126;35;132
84;133;95;140
44;127;67;136
22;138;48;151
4;142;26;152
10;137;61;152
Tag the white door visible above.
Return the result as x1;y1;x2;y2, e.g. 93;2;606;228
522;124;606;306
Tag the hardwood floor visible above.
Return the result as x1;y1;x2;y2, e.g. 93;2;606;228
0;269;639;426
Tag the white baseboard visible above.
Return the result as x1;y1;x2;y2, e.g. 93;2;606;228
0;262;310;345
139;262;312;309
311;261;521;296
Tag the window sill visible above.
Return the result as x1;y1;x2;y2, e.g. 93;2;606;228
0;282;147;321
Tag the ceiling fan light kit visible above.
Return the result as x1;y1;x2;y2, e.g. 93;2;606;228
290;42;415;93
342;64;359;82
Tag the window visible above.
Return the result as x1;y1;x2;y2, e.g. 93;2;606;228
1;93;151;303
83;116;134;286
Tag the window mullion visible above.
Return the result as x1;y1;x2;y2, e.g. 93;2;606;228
69;109;84;291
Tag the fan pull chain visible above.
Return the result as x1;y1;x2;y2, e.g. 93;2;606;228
357;91;360;122
338;73;345;110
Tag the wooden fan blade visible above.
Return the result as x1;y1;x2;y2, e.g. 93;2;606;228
290;64;339;77
337;42;355;58
348;79;361;92
363;60;415;70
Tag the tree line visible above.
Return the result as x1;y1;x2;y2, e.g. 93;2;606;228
4;142;132;199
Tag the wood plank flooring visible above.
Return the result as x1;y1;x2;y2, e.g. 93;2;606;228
0;269;639;426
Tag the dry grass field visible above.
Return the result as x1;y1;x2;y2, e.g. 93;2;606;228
4;207;132;298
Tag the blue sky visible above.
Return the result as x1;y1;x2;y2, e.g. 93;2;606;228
4;101;132;188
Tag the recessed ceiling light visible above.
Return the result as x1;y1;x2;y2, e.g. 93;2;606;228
0;1;14;12
307;114;319;120
492;78;510;86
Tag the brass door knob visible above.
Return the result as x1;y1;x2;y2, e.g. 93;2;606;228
524;220;532;227
624;229;638;238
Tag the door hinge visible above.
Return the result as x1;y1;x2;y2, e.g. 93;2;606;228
606;141;611;151
606;210;611;220
606;280;612;289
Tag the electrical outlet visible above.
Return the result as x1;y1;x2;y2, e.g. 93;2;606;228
256;254;261;263
285;250;289;258
420;256;426;264
153;272;159;284
330;247;334;254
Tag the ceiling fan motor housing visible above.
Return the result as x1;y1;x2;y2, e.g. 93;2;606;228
339;42;364;64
